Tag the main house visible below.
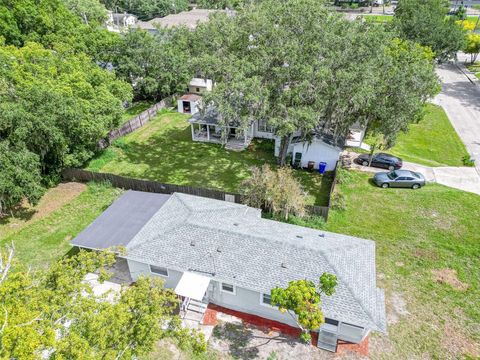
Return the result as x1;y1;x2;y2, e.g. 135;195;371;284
71;191;386;352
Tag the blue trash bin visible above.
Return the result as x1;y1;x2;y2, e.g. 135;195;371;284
319;162;327;174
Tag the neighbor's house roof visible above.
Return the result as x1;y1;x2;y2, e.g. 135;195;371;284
188;107;244;127
148;9;223;29
71;191;171;249
72;191;386;332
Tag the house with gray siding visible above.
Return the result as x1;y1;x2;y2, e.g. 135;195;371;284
71;191;386;352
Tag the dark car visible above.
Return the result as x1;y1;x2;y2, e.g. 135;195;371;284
373;170;426;189
356;152;403;171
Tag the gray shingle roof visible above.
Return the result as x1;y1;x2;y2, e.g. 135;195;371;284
125;193;386;333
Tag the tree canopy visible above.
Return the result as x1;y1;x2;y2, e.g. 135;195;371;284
113;28;193;100
0;42;131;210
393;0;466;61
100;0;189;20
0;246;206;359
192;0;439;165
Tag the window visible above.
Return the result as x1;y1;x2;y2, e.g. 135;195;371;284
150;265;168;277
221;283;235;294
325;318;339;326
196;87;200;92
261;293;272;306
257;119;274;133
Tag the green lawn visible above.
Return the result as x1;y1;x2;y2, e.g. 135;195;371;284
379;104;470;167
86;111;333;206
467;62;480;80
0;183;122;268
295;170;480;359
120;101;155;125
362;14;394;23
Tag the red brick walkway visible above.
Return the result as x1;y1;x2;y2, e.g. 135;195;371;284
206;304;369;356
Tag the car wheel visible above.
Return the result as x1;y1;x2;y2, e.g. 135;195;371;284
388;165;395;171
362;161;369;167
381;183;389;189
412;183;420;190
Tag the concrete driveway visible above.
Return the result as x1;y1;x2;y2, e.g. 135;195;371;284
346;152;480;195
434;61;480;173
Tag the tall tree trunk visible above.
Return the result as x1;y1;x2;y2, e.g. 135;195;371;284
277;135;291;166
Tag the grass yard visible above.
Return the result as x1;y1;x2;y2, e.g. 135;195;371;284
467;62;480;80
86;111;333;206
293;170;480;359
120;101;155;125
363;14;394;23
370;104;470;167
0;182;122;268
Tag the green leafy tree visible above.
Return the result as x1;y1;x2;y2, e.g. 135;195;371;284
197;0;246;9
393;0;466;61
193;0;438;165
63;0;108;26
0;247;206;359
465;33;480;64
0;141;44;214
0;42;131;187
114;28;192;100
104;0;189;20
241;165;307;219
271;274;338;343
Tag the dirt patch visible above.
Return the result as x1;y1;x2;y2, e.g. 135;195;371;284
417;209;457;231
431;269;469;291
413;248;439;261
386;291;410;325
441;320;480;358
31;182;86;221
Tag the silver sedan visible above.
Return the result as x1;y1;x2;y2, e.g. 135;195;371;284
373;170;426;189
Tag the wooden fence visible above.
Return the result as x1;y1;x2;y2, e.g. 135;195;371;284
62;168;242;203
63;164;339;221
98;96;175;149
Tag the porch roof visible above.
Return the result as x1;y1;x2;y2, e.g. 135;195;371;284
175;272;211;301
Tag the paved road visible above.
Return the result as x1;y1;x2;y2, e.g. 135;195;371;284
434;62;480;174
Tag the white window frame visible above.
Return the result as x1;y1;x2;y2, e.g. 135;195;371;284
149;265;169;277
220;282;236;295
259;292;275;308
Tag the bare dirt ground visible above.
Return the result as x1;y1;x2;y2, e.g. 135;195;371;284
0;182;86;238
431;269;469;291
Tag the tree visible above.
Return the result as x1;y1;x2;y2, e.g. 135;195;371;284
193;0;438;166
393;0;466;61
113;28;193;100
0;141;44;215
197;0;246;9
103;0;189;20
271;274;338;343
63;0;109;26
0;42;131;207
0;247;206;359
241;165;307;219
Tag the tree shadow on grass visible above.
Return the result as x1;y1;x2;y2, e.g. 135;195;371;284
0;207;36;226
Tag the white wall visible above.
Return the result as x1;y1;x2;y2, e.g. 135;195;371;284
125;259;368;343
292;140;341;171
177;99;199;115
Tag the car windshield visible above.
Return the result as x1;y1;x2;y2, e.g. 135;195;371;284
387;171;398;180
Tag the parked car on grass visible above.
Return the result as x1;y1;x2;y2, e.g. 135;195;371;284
356;152;403;171
373;170;426;189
